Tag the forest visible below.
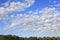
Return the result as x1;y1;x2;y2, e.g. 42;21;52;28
0;35;60;40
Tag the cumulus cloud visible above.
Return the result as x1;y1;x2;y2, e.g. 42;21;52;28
4;6;60;33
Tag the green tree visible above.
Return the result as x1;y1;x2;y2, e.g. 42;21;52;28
56;37;60;40
38;37;43;40
43;37;48;40
0;35;5;40
51;37;57;40
28;37;37;40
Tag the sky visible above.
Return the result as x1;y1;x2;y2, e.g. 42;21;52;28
0;0;60;37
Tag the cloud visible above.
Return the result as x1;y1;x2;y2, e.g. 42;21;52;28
51;3;60;7
55;4;60;6
4;6;60;33
0;0;59;33
0;0;35;15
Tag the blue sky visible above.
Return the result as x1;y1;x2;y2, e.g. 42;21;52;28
0;0;60;37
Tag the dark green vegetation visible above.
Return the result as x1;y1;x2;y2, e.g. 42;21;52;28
0;35;60;40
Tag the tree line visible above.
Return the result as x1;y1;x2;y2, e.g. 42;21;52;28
0;35;60;40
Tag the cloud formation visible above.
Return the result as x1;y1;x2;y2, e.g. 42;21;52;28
0;0;34;15
4;6;60;33
0;0;60;34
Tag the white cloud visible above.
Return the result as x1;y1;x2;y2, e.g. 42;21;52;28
0;7;7;15
0;0;35;15
4;7;60;33
54;4;60;6
0;0;60;33
51;3;60;7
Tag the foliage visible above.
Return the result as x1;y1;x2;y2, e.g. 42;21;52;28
0;35;60;40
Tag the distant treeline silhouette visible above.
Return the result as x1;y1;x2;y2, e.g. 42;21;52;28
0;35;60;40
